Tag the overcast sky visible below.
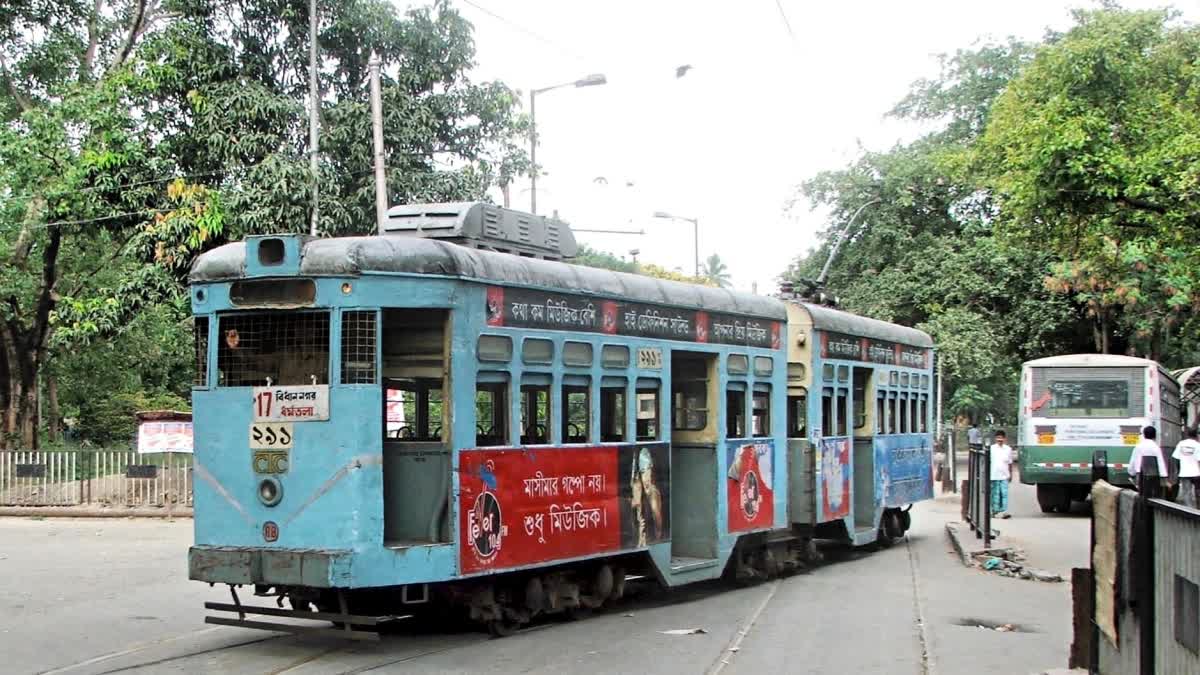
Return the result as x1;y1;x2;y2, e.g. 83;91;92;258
435;0;1195;293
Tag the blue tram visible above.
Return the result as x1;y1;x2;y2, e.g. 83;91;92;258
187;203;935;637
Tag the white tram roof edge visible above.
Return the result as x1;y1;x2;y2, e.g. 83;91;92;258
191;234;788;320
790;301;933;349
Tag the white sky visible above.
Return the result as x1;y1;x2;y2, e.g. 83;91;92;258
431;0;1195;293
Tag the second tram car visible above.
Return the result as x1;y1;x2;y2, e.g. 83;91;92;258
187;203;935;636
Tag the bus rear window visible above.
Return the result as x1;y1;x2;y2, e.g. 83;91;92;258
1040;380;1131;418
217;312;330;387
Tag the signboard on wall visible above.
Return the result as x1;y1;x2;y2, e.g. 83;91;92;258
251;385;329;422
137;421;194;454
458;443;671;574
726;441;775;532
484;286;781;349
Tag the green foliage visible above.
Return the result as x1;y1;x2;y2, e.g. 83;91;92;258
701;254;731;289
572;244;714;286
79;390;191;447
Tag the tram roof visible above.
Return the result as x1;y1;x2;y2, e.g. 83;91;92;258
793;302;933;349
1024;353;1159;368
191;235;788;320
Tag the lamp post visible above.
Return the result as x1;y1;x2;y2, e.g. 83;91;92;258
529;73;607;214
653;211;699;278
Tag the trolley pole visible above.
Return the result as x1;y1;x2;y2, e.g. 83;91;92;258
369;52;387;232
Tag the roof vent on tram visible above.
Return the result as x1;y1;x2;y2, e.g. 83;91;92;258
382;202;578;261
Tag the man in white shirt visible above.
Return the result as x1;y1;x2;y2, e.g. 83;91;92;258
1128;426;1168;488
989;430;1014;519
1172;427;1200;507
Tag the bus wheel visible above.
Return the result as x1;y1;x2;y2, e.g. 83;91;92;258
1037;485;1064;514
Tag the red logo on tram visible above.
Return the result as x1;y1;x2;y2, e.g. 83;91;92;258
262;521;279;542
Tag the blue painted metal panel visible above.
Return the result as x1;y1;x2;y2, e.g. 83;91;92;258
873;434;934;507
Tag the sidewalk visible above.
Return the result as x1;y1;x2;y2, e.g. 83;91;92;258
0;505;192;518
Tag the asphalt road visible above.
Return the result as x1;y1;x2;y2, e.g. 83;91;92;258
0;483;1087;675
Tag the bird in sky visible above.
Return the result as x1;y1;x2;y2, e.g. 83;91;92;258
675;64;693;78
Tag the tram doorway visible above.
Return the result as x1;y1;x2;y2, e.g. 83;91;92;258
852;367;876;531
668;351;718;565
381;309;451;547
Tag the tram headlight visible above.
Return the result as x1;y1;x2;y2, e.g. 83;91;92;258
258;477;283;507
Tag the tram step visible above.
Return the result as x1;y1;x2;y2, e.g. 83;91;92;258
669;556;720;573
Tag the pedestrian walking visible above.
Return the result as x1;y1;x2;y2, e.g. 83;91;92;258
1173;427;1200;508
967;422;982;450
990;430;1014;519
1128;425;1168;490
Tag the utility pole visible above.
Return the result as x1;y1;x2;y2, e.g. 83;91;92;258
369;52;387;232
529;90;537;215
307;0;320;236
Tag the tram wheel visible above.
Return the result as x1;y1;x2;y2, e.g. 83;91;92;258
487;619;519;638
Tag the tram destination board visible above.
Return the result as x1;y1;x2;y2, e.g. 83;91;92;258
485;286;781;348
821;331;929;368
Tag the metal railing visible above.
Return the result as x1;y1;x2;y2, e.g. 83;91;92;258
0;449;192;508
964;443;992;548
1082;452;1200;674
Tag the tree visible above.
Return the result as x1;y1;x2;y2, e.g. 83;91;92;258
977;8;1200;359
701;254;731;288
785;38;1083;424
0;0;530;448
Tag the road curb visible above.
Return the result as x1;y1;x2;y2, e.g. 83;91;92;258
0;506;193;519
944;521;971;567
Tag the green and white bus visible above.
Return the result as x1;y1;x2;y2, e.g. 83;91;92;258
1017;354;1181;513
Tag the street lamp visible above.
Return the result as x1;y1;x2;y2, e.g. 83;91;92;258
529;73;607;214
653;211;699;278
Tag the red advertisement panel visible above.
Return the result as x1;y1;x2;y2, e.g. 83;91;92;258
458;445;671;574
726;441;775;532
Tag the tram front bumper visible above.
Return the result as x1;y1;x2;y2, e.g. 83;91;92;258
189;546;352;587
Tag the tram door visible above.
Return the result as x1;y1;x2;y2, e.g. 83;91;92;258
851;367;876;531
381;309;451;547
669;351;719;562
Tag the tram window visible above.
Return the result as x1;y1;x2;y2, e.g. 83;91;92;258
889;371;899;387
520;384;551;444
752;389;770;437
837;366;849;383
475;377;509;446
563;384;590;443
922;375;930;388
754;357;774;377
478;335;512;362
602;344;630;368
341;310;377;384
910;393;919;431
385;379;443;440
217;312;330;387
600;384;626;442
729;354;749;376
899;395;909;434
853;372;867;430
194;317;209;387
835;389;848;436
522;338;554;365
822;388;834;436
887;393;898;434
563;341;593;367
636;384;660;441
876;394;886;434
822;364;835;381
900;373;910;388
727;388;747;437
787;393;807;438
919;395;929;433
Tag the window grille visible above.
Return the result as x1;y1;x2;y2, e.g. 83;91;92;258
217;312;330;387
194;317;209;387
341;311;378;384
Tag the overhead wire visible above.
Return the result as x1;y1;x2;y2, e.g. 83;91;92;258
774;0;796;41
457;0;588;63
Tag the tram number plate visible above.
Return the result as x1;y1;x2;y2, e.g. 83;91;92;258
637;347;663;369
249;423;294;449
